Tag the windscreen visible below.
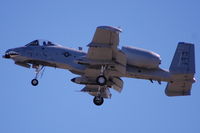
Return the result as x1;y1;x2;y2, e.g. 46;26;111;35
25;40;39;46
25;39;60;47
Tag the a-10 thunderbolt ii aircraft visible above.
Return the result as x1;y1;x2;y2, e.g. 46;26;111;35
3;26;196;106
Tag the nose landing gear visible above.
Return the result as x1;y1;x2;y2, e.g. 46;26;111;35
31;65;45;86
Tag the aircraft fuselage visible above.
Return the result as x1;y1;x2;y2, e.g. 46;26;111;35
5;45;86;74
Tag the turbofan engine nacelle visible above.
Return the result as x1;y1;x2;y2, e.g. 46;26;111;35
121;46;161;69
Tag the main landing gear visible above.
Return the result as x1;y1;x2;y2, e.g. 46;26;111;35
93;96;104;106
96;65;107;86
31;65;45;86
93;65;108;106
96;75;107;86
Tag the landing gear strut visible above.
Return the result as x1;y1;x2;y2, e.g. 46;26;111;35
31;65;45;86
96;65;107;86
93;96;104;106
93;65;108;105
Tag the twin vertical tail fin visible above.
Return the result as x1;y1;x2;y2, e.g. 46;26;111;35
165;42;196;96
169;42;195;74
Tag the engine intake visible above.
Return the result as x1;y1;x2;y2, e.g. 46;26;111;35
122;46;161;69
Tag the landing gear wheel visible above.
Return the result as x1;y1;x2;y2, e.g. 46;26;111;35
93;96;104;106
96;75;107;86
31;79;38;86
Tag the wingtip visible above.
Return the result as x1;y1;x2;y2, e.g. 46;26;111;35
97;26;122;32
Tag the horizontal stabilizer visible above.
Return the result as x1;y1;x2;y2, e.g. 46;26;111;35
165;81;193;96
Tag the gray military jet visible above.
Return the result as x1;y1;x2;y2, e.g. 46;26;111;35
3;26;196;106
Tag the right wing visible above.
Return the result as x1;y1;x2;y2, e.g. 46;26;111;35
77;26;126;75
77;26;126;96
89;26;121;47
86;26;122;61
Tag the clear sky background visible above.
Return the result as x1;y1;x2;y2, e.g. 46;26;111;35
0;0;199;133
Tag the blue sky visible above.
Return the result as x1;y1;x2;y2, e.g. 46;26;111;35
0;0;199;133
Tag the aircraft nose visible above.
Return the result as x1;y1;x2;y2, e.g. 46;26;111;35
3;49;19;59
71;78;76;82
3;54;10;58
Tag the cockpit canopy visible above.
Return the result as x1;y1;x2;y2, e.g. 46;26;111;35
25;39;61;47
